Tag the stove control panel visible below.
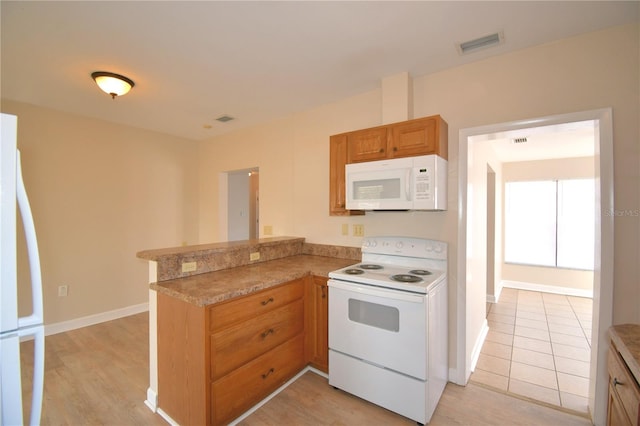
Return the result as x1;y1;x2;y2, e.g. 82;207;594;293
362;236;447;260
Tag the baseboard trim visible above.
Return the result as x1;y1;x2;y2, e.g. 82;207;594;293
44;302;149;336
229;366;313;425
502;280;593;298
157;408;179;426
470;319;489;373
486;284;503;303
145;387;158;413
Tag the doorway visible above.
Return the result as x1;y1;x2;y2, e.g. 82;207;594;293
226;168;259;241
457;109;614;425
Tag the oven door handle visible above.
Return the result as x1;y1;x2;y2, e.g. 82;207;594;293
328;280;425;303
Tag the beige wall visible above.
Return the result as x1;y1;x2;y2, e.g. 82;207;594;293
1;101;199;324
501;157;595;291
199;24;639;373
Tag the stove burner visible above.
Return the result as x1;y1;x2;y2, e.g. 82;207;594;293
391;274;423;283
344;268;365;275
409;269;432;276
358;264;383;270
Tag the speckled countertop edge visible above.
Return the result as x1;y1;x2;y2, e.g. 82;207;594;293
150;254;355;307
137;236;304;260
609;324;640;384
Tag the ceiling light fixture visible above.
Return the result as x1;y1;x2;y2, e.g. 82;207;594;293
91;71;135;99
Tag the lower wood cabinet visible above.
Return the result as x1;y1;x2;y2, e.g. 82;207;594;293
607;341;640;426
305;276;329;372
157;276;329;425
212;335;305;424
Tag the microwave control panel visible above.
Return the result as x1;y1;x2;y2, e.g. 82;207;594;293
414;167;433;201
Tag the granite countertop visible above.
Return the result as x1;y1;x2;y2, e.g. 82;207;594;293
609;324;640;384
150;254;355;307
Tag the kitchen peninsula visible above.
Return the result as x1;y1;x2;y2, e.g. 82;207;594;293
137;237;358;425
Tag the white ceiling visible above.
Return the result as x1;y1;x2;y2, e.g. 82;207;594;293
1;1;637;141
487;120;596;163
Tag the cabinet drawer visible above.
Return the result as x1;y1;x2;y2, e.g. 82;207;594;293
211;299;304;380
608;346;640;425
209;279;304;332
211;334;305;425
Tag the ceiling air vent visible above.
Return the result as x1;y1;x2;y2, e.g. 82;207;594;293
458;32;503;55
512;137;528;144
216;115;235;123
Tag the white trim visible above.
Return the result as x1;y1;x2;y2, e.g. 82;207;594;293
470;320;489;373
157;408;179;426
459;108;613;424
228;366;314;425
44;302;149;336
486;284;502;304
502;280;593;299
144;387;158;412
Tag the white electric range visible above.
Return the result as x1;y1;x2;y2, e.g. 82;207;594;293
327;236;448;425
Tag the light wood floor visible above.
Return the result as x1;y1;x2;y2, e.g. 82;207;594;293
21;312;592;425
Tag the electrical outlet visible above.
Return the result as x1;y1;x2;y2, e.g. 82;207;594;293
353;224;365;237
58;285;68;297
182;261;197;273
264;225;273;235
341;223;349;236
250;252;260;261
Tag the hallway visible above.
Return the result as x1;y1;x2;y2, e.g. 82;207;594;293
471;288;593;415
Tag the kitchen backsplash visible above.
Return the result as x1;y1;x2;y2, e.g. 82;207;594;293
137;237;360;282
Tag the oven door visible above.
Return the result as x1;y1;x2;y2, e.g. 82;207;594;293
328;279;427;380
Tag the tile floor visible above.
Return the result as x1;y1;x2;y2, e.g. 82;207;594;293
470;288;593;414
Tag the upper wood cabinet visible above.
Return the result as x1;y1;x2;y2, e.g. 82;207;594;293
329;115;448;216
329;134;365;216
346;115;448;163
346;127;389;163
391;116;447;159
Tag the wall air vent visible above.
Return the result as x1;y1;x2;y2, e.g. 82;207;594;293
512;137;528;144
458;32;503;55
216;115;235;123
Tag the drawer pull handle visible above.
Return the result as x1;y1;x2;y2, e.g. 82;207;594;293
261;328;274;339
261;297;274;306
261;368;275;379
613;377;623;387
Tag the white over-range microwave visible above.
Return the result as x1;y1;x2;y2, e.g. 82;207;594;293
345;154;447;211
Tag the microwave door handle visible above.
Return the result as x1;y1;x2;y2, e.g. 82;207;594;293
405;168;412;200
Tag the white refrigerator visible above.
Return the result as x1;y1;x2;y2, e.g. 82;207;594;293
0;113;45;425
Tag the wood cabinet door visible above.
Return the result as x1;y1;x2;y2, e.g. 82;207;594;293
329;134;364;216
608;384;633;426
389;117;437;158
309;276;329;372
347;127;388;163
